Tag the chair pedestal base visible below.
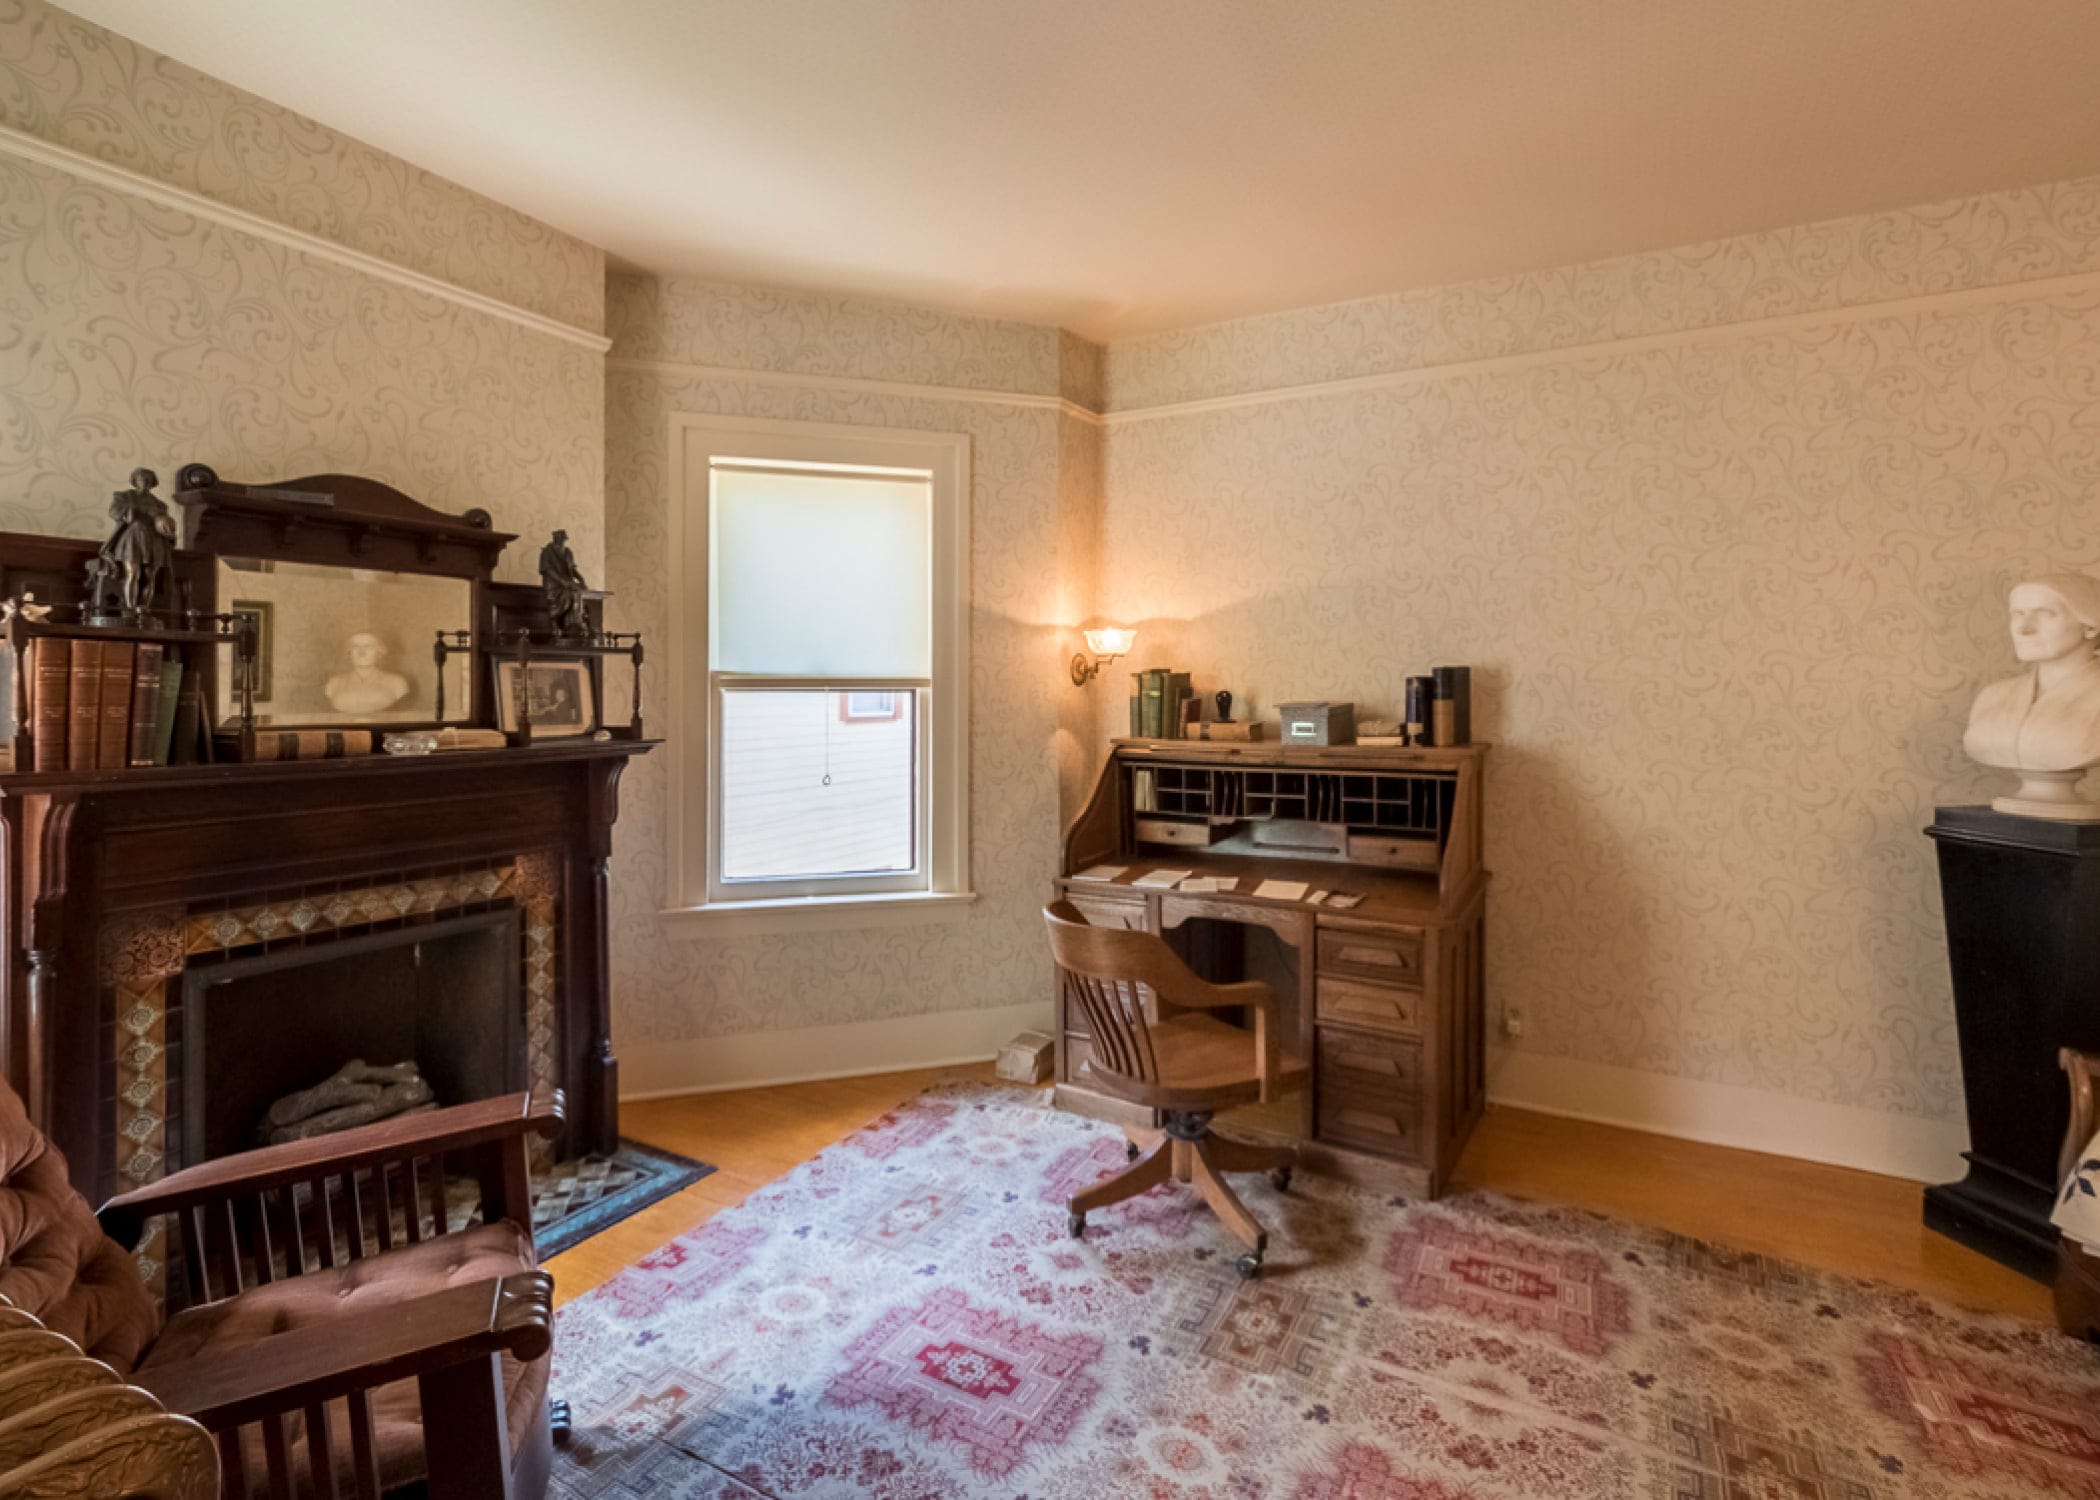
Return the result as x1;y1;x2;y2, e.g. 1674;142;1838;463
1068;1111;1296;1276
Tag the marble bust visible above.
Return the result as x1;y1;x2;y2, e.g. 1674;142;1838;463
323;631;411;715
1963;573;2100;821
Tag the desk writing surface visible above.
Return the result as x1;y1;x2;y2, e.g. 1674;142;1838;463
1059;850;1445;925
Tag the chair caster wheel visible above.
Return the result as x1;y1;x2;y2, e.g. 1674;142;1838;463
549;1398;573;1447
1126;1140;1141;1162
1235;1252;1263;1280
1270;1165;1293;1194
1068;1211;1086;1239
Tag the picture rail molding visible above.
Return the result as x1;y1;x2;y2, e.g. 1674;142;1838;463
0;122;613;354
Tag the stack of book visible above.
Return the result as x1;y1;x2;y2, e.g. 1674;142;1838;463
1127;668;1193;739
28;638;201;772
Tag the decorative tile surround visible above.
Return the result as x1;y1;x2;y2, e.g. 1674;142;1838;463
100;857;562;1295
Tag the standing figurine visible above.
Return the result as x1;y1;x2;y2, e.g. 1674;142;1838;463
92;468;176;624
1215;690;1234;723
539;529;592;640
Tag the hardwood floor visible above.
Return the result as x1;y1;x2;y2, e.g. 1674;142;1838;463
545;1064;2051;1322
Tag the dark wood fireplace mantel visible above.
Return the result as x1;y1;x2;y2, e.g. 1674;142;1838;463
1;737;654;1201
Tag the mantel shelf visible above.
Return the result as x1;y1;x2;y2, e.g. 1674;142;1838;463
0;736;658;797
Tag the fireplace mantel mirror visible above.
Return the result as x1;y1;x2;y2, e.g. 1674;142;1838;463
173;463;515;752
213;559;473;730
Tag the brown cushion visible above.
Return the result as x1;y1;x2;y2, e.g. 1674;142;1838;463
0;1078;155;1371
142;1221;546;1494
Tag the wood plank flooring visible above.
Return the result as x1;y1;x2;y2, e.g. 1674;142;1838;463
546;1064;2051;1323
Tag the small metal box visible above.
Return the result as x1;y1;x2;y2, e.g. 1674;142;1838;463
1276;700;1356;746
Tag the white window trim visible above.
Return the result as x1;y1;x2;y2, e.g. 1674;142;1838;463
663;414;972;937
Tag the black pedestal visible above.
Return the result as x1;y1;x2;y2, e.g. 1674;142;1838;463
1925;806;2100;1279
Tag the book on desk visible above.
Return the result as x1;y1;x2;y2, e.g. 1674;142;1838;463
1052;737;1489;1198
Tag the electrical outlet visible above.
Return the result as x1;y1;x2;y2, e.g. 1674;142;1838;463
1502;1009;1524;1039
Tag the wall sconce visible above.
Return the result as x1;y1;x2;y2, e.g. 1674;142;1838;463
1070;626;1135;685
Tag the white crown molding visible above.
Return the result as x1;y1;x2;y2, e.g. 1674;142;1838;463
608;355;1103;423
0;122;613;354
1101;266;2100;425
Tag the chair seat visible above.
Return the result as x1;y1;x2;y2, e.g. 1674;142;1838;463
142;1221;547;1494
1083;1013;1309;1110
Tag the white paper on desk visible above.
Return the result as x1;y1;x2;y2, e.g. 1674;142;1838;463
1177;875;1226;893
1325;892;1365;910
1132;868;1190;889
1073;865;1127;881
1253;879;1309;902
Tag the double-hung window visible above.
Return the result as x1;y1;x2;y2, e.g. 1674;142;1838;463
668;416;971;933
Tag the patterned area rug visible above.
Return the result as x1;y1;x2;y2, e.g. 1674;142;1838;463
547;1082;2100;1498
534;1140;714;1259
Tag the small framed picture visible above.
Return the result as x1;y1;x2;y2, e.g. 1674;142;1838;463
495;659;596;738
229;598;274;701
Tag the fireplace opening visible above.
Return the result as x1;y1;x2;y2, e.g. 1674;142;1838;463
181;909;524;1165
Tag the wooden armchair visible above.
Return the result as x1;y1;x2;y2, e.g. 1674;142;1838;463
2059;1048;2100;1340
1044;901;1309;1278
0;1077;566;1499
0;1294;216;1498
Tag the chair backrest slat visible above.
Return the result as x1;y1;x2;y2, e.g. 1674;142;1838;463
1044;902;1213;1093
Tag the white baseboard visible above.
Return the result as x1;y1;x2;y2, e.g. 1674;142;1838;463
618;1000;1053;1100
1486;1047;1969;1184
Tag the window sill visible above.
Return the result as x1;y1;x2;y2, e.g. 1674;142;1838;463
660;889;978;939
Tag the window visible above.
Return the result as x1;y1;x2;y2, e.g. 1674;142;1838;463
667;416;971;934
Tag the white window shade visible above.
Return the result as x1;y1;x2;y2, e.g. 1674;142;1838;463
711;466;932;677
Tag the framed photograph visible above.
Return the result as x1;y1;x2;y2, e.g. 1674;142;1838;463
228;598;274;702
495;659;596;738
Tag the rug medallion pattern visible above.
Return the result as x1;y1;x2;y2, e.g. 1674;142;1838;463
549;1084;2100;1498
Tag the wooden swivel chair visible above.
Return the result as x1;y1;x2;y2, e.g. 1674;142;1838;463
1044;901;1309;1277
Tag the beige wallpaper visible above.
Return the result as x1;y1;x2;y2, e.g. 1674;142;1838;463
0;0;603;332
0;0;606;585
1096;178;2100;1127
604;273;1100;1047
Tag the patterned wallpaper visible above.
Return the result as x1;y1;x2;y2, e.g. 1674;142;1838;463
607;274;1065;397
0;0;603;333
1097;183;2100;1124
1105;175;2100;412
0;0;606;584
605;273;1101;1046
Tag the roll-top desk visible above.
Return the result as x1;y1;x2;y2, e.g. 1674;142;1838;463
1054;738;1488;1197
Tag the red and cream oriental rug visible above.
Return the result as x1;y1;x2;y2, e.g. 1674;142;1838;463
547;1082;2100;1498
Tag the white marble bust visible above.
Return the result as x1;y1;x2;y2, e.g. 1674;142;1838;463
1963;573;2100;821
323;631;411;715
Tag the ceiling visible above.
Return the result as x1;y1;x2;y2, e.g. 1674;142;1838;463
61;0;2100;341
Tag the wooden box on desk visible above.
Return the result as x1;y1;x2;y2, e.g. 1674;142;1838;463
1052;737;1488;1198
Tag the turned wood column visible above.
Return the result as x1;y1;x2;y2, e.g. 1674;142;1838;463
574;757;628;1158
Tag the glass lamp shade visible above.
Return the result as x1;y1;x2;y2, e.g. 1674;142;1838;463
1083;627;1136;657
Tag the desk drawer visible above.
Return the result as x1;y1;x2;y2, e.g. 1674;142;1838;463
1317;927;1422;987
1135;817;1219;847
1317;1027;1422;1098
1316;976;1420;1035
1316;1090;1422;1161
1346;832;1440;872
1064;893;1147;930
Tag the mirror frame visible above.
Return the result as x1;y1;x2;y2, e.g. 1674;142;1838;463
174;464;514;755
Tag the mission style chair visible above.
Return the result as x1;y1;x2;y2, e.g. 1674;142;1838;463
1044;900;1309;1278
0;1074;563;1499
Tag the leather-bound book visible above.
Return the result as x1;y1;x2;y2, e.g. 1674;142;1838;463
251;729;374;761
66;640;102;773
30;638;70;772
127;643;164;766
97;642;135;770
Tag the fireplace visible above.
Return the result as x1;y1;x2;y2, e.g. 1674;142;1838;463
182;909;523;1164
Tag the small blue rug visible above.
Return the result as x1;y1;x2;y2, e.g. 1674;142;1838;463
532;1138;714;1258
